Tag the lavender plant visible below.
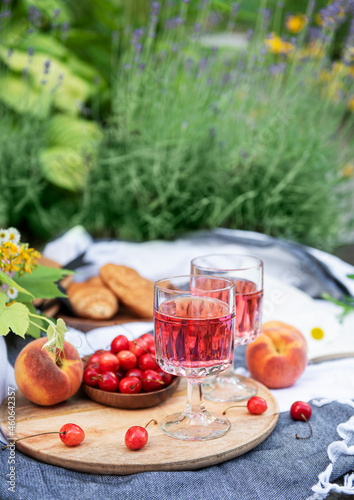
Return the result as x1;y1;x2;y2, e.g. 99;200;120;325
83;0;354;250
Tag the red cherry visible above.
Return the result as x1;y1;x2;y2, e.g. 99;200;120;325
99;352;120;373
124;419;157;450
129;339;148;358
88;349;106;365
148;345;156;356
142;370;164;392
115;368;126;381
290;401;312;421
247;397;268;415
117;350;137;371
59;424;85;446
119;376;142;394
157;369;172;386
140;333;155;348
125;426;148;450
290;401;312;440
138;353;159;371
83;366;100;387
97;371;119;392
111;335;129;354
126;368;144;380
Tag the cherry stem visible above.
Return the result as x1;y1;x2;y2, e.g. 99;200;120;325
145;419;157;429
295;414;313;440
131;380;165;390
133;341;152;357
2;431;65;450
222;404;247;415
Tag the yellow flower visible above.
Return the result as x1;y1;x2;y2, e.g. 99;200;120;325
286;14;307;34
342;163;354;178
349;96;354;112
265;33;294;55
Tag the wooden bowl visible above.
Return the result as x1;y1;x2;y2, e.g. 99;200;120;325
83;376;180;409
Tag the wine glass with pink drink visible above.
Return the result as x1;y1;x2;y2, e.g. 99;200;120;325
154;275;235;441
191;255;263;402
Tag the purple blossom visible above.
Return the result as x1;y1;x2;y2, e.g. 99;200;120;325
185;58;194;70
0;10;11;18
43;59;51;74
269;62;286;75
27;46;34;57
40;79;47;85
53;8;60;18
138;62;145;70
198;57;208;70
261;8;272;20
61;22;70;31
246;29;254;41
124;63;132;70
2;0;12;3
209;127;216;138
7;48;13;58
241;150;248;158
194;22;201;32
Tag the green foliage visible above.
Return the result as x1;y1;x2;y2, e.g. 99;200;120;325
0;293;29;338
15;265;73;300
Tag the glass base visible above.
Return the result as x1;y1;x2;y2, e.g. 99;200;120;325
203;373;257;402
160;411;231;441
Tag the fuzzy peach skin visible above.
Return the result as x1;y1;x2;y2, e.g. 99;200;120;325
14;337;83;406
245;321;308;389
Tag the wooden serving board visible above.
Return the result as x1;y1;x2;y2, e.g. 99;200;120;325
1;379;278;475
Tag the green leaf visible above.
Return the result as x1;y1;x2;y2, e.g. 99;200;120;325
42;318;67;354
39;147;90;191
14;265;73;300
0;269;34;297
347;274;354;280
0;293;30;338
25;302;44;338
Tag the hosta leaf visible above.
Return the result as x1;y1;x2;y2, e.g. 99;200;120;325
15;265;73;300
39;147;90;191
0;75;52;118
0;293;29;338
46;114;103;152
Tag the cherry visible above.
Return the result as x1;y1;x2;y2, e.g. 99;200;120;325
140;333;155;349
2;424;85;450
222;396;268;415
59;424;85;446
119;376;142;394
129;339;148;358
117;350;137;371
290;401;312;440
247;397;268;415
126;368;144;380
138;353;159;371
111;334;130;354
88;349;106;365
157;369;172;386
125;419;157;451
141;370;165;392
115;368;126;381
148;345;156;356
99;352;120;373
83;366;100;387
96;372;119;392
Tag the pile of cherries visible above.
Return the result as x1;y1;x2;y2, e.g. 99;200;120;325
83;333;174;394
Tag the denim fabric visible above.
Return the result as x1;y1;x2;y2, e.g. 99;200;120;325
1;401;353;500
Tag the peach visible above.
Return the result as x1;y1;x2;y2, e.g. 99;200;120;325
245;321;308;389
14;337;83;406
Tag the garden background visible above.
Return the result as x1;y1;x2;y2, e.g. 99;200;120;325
0;0;353;261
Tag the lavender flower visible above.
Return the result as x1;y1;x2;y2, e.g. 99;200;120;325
209;127;216;138
185;58;194;70
53;8;60;18
138;62;145;70
269;62;286;75
7;48;13;58
27;46;34;57
43;59;51;74
194;22;201;32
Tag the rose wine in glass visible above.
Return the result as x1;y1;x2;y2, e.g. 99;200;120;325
154;276;235;441
191;255;263;402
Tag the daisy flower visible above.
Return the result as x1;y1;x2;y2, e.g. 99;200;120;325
7;287;18;300
0;229;9;245
7;228;21;245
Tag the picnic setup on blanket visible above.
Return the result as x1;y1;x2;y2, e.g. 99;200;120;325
1;226;354;500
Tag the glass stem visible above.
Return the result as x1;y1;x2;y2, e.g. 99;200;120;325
184;379;207;417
